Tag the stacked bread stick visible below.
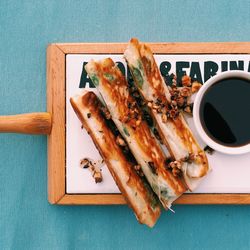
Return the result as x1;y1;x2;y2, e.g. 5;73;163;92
70;39;210;227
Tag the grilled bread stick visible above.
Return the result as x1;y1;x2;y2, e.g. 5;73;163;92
124;38;209;190
70;91;161;227
85;59;186;209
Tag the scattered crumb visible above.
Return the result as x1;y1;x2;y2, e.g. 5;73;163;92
80;158;105;183
204;145;215;155
191;81;202;93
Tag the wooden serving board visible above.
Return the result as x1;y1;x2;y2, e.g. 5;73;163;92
15;42;250;205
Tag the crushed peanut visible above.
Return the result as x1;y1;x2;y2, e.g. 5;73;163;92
152;104;160;110
134;165;141;171
176;96;185;107
92;171;103;183
175;160;182;169
134;164;144;176
147;101;153;108
169;109;179;119
191;81;202;93
180;87;192;97
101;107;111;120
116;135;126;146
171;100;177;106
172;167;181;177
181;75;192;87
80;158;103;183
80;158;90;168
166;159;184;176
183;105;193;114
168;160;182;169
161;113;168;123
204;145;215;155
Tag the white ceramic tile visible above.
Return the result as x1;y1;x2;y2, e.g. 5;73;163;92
66;54;250;194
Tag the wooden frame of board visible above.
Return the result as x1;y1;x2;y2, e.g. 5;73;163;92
47;42;250;205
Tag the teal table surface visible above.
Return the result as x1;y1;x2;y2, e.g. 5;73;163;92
1;0;250;249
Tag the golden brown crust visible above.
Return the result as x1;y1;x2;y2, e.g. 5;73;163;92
70;91;161;227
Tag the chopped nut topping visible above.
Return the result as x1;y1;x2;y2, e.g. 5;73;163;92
129;109;135;115
164;157;173;168
182;75;192;87
169;160;182;169
80;158;103;183
121;98;143;128
168;109;179;119
176;96;185;107
183;104;193;114
169;161;175;169
152;104;160;110
180;87;192;97
156;107;162;113
184;106;191;113
191;81;202;93
175;160;182;169
204;145;215;155
93;171;103;183
147;101;153;108
172;167;181;177
171;100;177;106
80;158;90;168
161;106;167;114
161;113;168;123
105;112;111;120
116;135;126;146
100;106;111;120
165;74;204;116
166;159;183;176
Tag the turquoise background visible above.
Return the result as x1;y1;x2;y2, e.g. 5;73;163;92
1;0;250;249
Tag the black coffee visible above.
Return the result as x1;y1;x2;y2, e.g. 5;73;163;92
200;77;250;147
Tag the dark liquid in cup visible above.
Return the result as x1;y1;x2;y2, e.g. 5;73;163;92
199;77;250;147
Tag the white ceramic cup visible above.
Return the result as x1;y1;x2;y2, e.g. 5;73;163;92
193;70;250;155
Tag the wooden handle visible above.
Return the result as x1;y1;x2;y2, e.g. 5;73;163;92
0;112;52;135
